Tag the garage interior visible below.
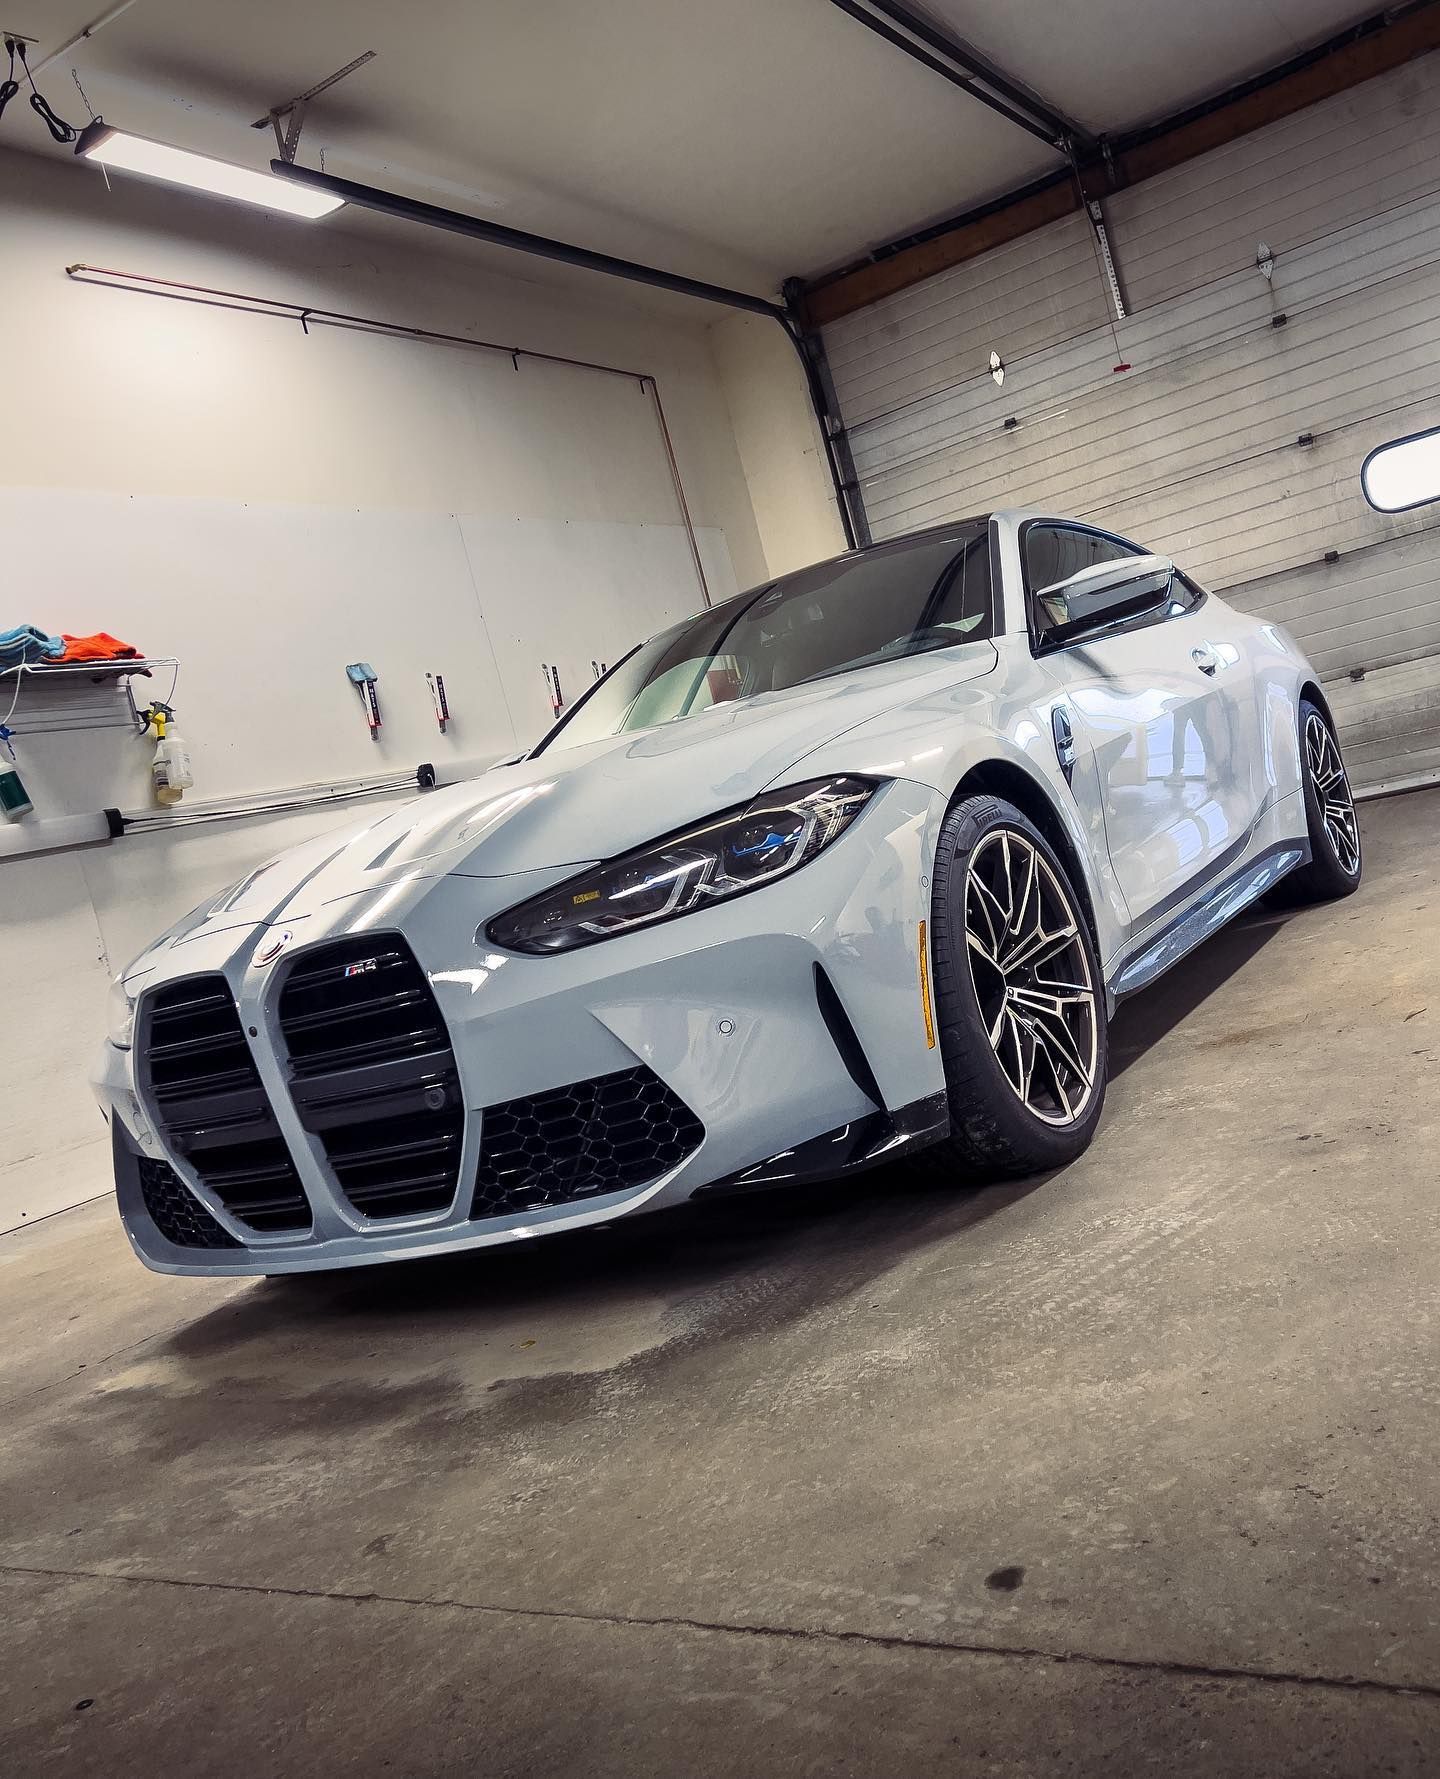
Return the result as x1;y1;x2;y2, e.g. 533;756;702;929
3;1;1440;1772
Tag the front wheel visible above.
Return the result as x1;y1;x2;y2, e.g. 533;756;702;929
926;795;1108;1180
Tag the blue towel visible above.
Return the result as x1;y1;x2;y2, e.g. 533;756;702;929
0;625;65;668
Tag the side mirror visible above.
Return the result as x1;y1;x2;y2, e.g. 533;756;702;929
1035;553;1175;647
1361;426;1440;513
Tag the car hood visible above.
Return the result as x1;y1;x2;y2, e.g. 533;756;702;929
124;641;995;974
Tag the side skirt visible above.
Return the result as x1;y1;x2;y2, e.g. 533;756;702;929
1108;839;1309;1002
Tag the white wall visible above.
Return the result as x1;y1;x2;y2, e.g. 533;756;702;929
0;145;791;1230
710;311;849;576
5;153;768;562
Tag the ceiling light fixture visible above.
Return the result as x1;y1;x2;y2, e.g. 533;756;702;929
74;121;344;219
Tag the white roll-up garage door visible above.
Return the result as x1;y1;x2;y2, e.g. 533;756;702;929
823;50;1440;793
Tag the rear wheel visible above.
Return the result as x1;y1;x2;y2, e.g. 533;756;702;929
926;795;1108;1179
1275;699;1362;905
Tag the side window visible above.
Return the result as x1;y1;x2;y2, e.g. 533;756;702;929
933;536;994;639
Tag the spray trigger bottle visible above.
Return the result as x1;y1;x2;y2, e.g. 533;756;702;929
0;724;33;818
145;703;194;806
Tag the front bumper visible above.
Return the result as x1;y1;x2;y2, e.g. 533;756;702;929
94;778;950;1275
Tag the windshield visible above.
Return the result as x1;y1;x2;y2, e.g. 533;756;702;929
537;523;992;754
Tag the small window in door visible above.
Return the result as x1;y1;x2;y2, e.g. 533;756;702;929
1168;569;1206;616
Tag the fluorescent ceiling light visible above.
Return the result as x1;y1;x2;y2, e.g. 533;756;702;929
75;123;344;219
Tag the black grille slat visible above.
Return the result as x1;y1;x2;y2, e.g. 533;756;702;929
158;1097;276;1140
278;936;463;1220
149;1022;240;1052
285;1025;448;1076
278;986;430;1037
471;1066;704;1221
343;1174;457;1209
140;976;311;1236
327;1129;461;1168
150;1068;261;1108
150;991;230;1011
137;1156;241;1249
203;1157;304;1188
222;1192;315;1221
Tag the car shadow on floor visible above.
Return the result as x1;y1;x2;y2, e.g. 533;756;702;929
169;1161;1051;1354
159;898;1300;1374
1107;901;1285;1077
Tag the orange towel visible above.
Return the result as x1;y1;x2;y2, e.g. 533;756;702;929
48;633;141;664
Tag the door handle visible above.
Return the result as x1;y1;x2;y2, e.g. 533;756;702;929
1191;645;1219;676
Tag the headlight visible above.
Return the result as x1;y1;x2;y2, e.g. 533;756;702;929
106;974;144;1049
487;776;880;955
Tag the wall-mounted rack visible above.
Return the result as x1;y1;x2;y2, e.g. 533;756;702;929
3;658;179;735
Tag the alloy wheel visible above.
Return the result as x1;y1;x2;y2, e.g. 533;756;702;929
963;829;1099;1126
1305;712;1360;875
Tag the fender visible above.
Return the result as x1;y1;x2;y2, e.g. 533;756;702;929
781;657;1133;971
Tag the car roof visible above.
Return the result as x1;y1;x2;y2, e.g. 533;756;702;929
715;509;1133;616
791;509;1065;577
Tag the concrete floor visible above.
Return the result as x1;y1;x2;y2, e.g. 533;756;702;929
3;788;1438;1777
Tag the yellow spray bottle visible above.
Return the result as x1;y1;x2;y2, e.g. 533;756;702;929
146;703;194;807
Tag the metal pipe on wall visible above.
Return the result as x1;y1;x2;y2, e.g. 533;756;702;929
643;378;713;606
0;755;523;859
784;281;869;550
781;324;861;550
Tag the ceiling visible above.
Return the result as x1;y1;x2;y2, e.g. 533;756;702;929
9;0;1386;301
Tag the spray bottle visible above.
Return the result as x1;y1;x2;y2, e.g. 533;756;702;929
0;724;33;818
145;703;194;806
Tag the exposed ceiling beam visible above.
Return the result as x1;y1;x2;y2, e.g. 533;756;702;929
802;1;1440;328
268;161;790;320
861;0;1093;149
823;0;1073;149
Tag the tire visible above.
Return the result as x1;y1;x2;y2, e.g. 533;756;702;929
1274;699;1362;905
925;794;1108;1180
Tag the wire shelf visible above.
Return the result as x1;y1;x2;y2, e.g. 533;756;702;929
16;655;177;678
3;657;179;735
